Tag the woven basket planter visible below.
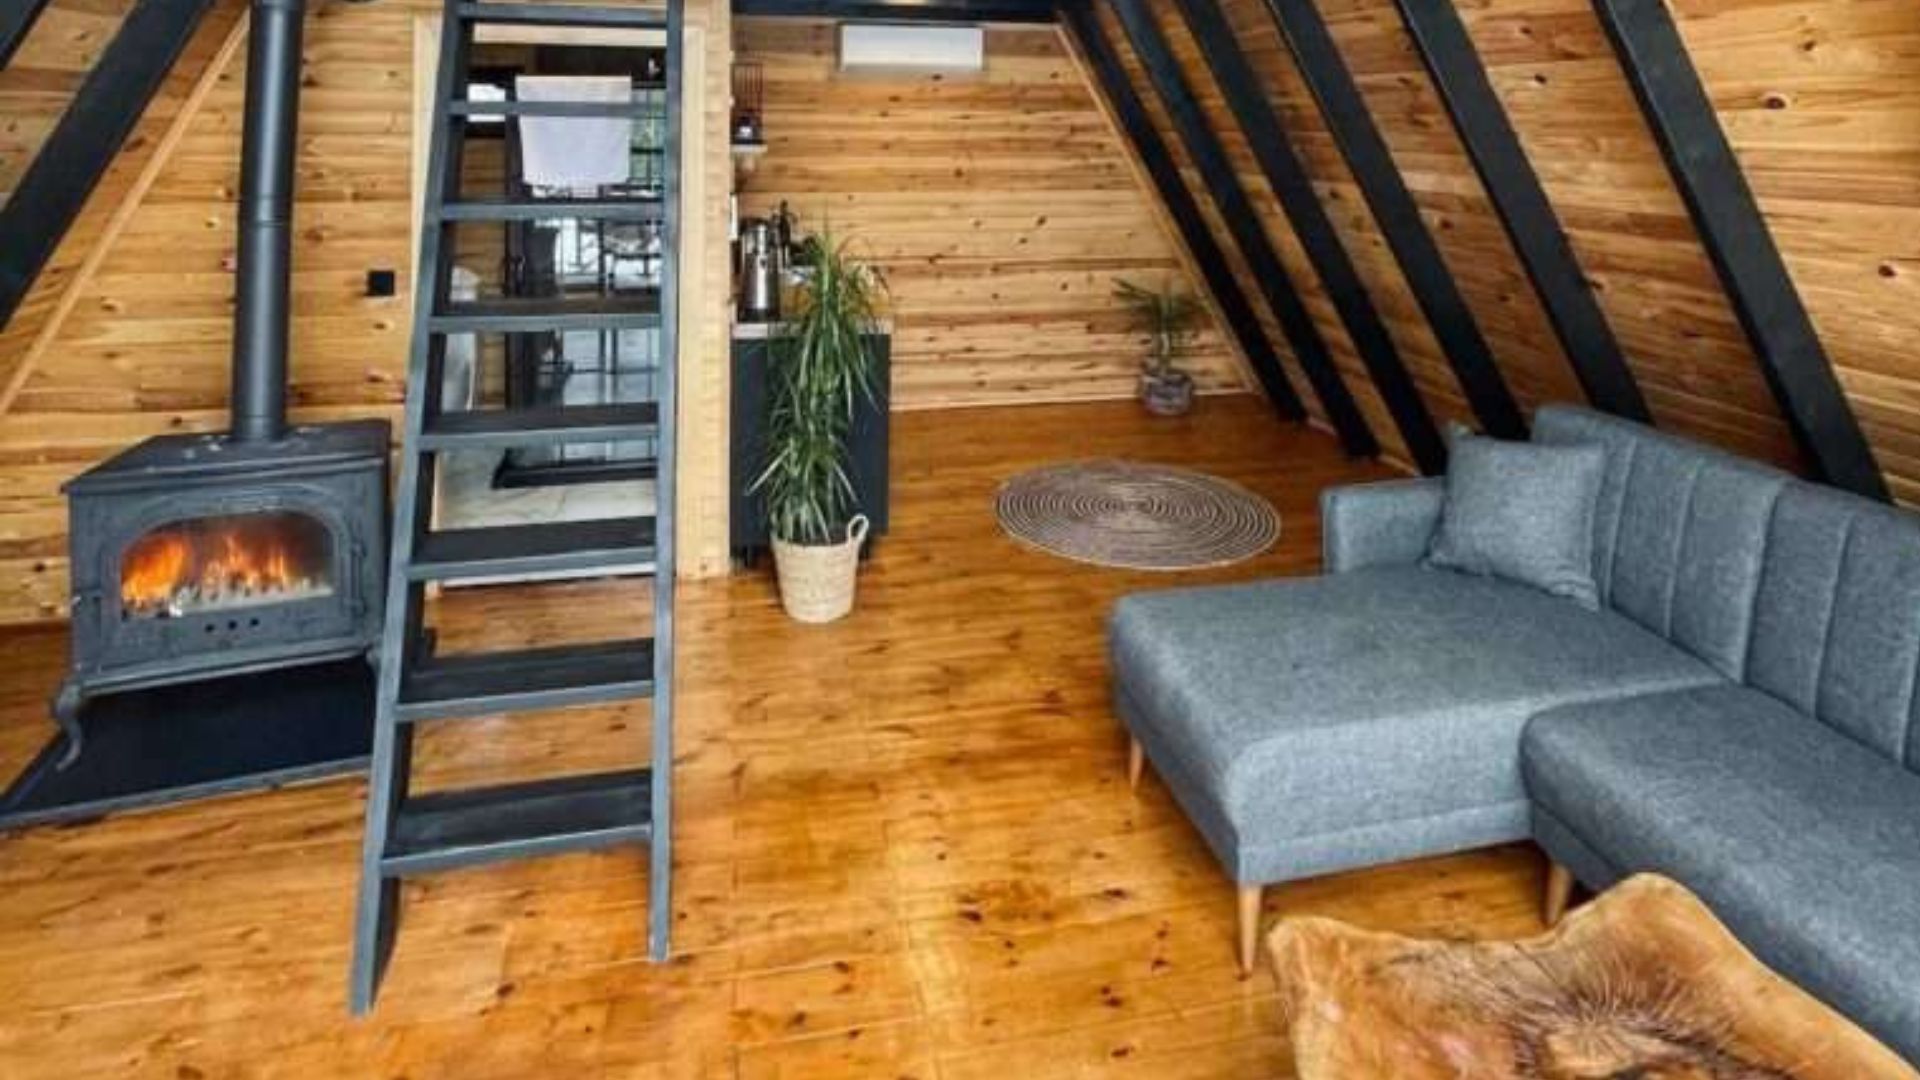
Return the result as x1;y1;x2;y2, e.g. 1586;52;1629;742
771;515;870;624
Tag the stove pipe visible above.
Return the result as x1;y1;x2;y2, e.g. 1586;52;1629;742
228;0;308;444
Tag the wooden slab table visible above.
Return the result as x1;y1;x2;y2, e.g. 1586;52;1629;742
1268;873;1916;1078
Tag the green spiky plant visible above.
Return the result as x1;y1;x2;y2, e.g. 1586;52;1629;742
752;225;886;546
1114;276;1201;382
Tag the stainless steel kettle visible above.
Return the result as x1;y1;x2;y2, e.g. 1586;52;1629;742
737;217;780;321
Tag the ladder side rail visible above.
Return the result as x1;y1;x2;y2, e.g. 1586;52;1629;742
648;0;683;963
350;2;471;1014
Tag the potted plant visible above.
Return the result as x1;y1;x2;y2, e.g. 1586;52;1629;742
753;226;886;623
1114;277;1201;416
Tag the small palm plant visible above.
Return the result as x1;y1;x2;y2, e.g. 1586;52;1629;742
1114;276;1201;416
753;224;886;621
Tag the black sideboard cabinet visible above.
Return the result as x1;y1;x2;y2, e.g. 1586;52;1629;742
729;326;890;559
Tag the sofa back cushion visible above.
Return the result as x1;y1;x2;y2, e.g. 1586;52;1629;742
1532;406;1787;682
1747;483;1920;769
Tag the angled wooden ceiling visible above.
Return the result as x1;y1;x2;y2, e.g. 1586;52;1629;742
1056;0;1915;502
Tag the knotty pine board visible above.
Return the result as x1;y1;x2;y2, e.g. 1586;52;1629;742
0;0;743;623
733;17;1250;411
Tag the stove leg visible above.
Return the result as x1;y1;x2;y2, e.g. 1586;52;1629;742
51;681;85;770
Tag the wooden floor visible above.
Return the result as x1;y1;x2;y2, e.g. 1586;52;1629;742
0;397;1547;1078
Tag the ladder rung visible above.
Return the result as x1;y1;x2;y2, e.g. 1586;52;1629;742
397;638;655;723
457;3;668;29
495;455;658;488
410;517;657;582
449;100;653;119
419;402;659;451
429;295;661;334
439;197;664;223
381;768;653;877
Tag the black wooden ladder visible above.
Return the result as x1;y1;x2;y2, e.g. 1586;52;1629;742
349;0;681;1014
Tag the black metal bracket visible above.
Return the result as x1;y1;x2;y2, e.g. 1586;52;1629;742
0;0;214;334
1175;0;1442;473
1105;0;1376;457
1261;0;1524;441
1392;0;1651;423
1060;2;1306;421
1593;0;1886;500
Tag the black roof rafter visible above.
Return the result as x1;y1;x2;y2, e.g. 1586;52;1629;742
1106;0;1377;458
0;0;215;335
1060;1;1308;422
1174;0;1444;473
1261;0;1525;440
1593;0;1887;500
1393;0;1652;423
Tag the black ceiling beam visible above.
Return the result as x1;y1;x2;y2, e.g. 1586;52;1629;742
0;0;53;69
1061;2;1307;422
1174;0;1443;473
1593;0;1887;501
1106;0;1377;458
0;0;213;334
733;0;1057;21
1392;0;1652;423
1262;0;1525;441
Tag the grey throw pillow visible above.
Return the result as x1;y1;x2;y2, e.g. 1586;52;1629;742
1425;428;1606;609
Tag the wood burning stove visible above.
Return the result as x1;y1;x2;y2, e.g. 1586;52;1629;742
55;423;388;762
42;0;388;772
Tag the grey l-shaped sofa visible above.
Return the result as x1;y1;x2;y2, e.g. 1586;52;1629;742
1109;405;1920;1060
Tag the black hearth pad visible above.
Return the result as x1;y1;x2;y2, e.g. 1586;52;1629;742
0;659;372;830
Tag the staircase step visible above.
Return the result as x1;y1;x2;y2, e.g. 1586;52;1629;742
381;768;653;877
450;99;653;119
420;402;659;450
457;3;668;29
440;196;664;223
397;638;655;723
429;295;660;334
411;517;657;581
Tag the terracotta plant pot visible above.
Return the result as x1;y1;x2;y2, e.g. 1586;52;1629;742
1141;370;1194;417
771;515;870;624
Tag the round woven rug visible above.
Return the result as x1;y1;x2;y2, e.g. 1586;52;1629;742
995;460;1280;571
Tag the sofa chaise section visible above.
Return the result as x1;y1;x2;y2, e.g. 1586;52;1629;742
1110;566;1719;878
1109;405;1793;974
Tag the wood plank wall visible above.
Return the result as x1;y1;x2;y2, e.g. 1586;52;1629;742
1097;0;1920;479
4;0;1919;622
0;0;733;625
733;16;1249;409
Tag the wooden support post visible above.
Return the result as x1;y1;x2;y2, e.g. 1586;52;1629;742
1238;884;1265;975
1545;862;1574;927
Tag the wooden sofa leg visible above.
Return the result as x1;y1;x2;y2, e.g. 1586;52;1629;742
1544;862;1574;927
1237;885;1264;975
1128;738;1145;793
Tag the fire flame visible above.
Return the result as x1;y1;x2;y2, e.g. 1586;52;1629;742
121;518;321;616
122;533;191;611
